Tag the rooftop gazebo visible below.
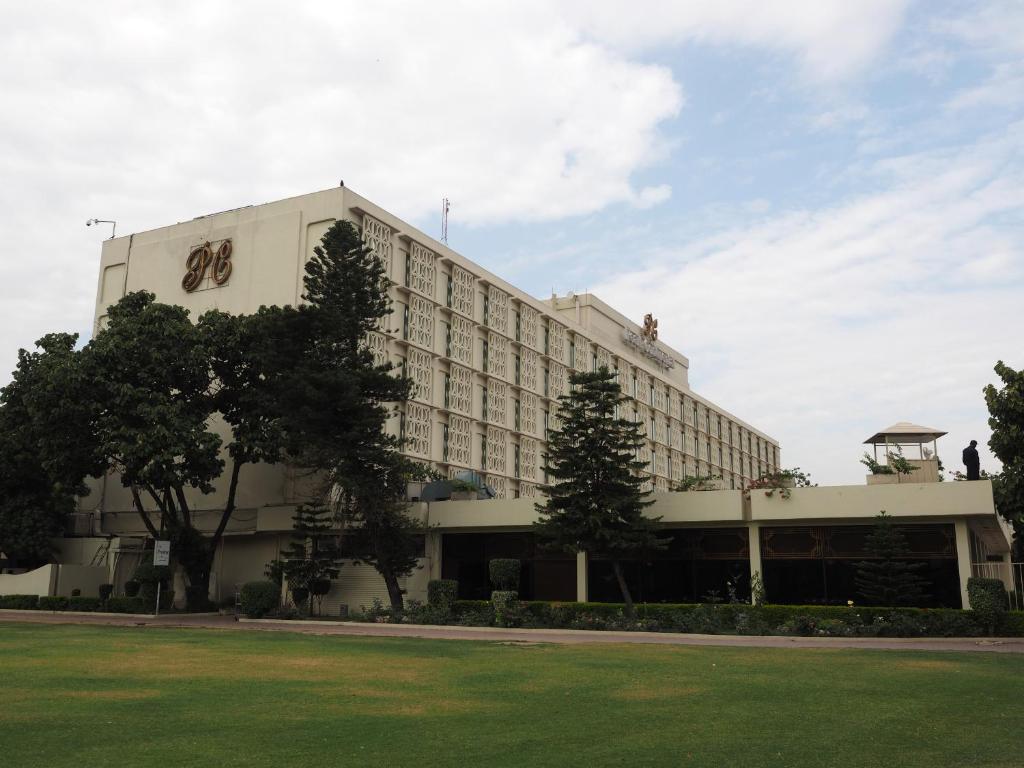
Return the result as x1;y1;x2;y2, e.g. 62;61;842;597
863;422;947;484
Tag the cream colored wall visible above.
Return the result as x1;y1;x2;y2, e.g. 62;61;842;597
427;490;745;529
0;565;57;596
749;479;1003;535
53;565;109;598
89;184;780;515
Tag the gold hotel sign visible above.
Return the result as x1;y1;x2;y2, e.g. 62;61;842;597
182;239;233;292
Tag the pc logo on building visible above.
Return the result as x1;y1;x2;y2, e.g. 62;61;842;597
182;239;233;292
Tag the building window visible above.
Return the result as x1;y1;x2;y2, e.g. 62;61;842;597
514;354;521;386
402;304;410;340
446;275;453;308
515;310;521;341
483;294;490;327
442;423;449;462
543;367;549;397
481;387;489;422
514;399;521;431
543;325;550;355
543;410;549;437
482;339;489;373
514;444;521;478
481;434;488;470
444;373;451;409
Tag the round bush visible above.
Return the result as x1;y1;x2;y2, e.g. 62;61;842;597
99;583;114;602
123;580;140;597
241;581;281;618
427;579;458;609
489;559;520;591
968;577;1008;635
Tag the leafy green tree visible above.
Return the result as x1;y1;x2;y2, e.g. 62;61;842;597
534;367;664;617
854;511;930;606
0;334;100;566
83;292;283;609
984;361;1024;557
277;220;425;612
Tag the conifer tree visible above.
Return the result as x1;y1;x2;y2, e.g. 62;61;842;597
534;367;664;617
277;220;426;612
854;511;930;606
281;505;342;615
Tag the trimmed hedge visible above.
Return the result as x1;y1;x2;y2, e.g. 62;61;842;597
447;600;1022;637
240;581;280;618
38;596;70;611
427;579;458;609
68;596;102;612
968;577;1008;635
489;559;521;591
0;594;40;610
105;597;146;614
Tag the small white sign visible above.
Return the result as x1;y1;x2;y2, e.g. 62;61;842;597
153;540;171;566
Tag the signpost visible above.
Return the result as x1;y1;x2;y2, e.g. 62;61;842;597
153;541;170;615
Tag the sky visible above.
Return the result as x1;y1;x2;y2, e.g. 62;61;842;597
1;0;1021;485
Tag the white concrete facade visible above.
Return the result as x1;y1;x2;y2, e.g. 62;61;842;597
91;186;778;507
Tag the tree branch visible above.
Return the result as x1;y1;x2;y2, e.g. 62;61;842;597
130;485;160;538
211;458;244;553
174;486;192;529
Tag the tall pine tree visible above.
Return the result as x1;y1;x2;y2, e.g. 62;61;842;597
534;367;664;617
854;511;930;606
278;220;426;612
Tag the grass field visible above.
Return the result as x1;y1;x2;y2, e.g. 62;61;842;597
1;623;1021;767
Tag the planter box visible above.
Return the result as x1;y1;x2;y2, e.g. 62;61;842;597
866;473;899;485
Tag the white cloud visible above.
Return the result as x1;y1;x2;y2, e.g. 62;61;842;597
0;0;914;386
561;0;911;83
591;123;1024;485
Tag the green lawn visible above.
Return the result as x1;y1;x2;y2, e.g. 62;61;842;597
1;623;1021;767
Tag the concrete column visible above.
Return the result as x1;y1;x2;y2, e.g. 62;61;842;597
425;531;443;581
748;523;763;605
576;551;588;602
999;551;1015;593
954;519;973;609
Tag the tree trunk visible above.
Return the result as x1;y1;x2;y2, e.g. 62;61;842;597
380;564;405;613
611;560;635;619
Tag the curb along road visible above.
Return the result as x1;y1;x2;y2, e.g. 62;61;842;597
2;611;1023;653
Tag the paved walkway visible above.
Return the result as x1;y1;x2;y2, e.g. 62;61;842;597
2;610;1023;653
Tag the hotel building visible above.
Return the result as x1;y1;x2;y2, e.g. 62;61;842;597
5;186;1007;612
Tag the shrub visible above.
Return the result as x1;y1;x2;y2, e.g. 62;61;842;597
123;580;140;597
138;584;174;610
489;559;521;592
71;588;81;597
0;594;40;610
403;599;450;625
105;597;146;614
968;577;1008;636
38;596;70;611
99;583;114;602
68;596;102;612
240;581;280;618
491;590;520;627
133;563;172;587
427;579;458;611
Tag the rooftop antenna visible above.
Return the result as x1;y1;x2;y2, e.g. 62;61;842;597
441;198;450;244
86;218;117;239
